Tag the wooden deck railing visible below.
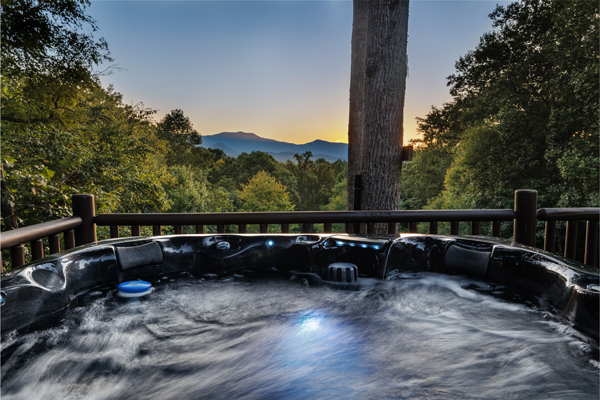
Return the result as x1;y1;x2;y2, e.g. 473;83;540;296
1;190;598;270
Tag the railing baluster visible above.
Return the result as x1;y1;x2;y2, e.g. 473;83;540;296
132;226;141;236
260;224;268;233
346;223;353;234
153;225;161;236
471;221;480;236
387;222;395;234
564;221;578;260
492;221;501;237
584;220;598;267
366;223;374;234
451;221;459;235
216;224;225;234
49;234;60;254
238;224;247;233
174;225;183;234
196;225;204;234
302;223;311;233
110;226;120;238
65;230;75;249
408;222;417;233
324;223;332;234
31;239;44;261
430;221;438;235
544;221;556;253
11;245;25;268
281;223;289;233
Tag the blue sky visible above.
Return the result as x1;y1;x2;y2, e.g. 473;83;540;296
89;0;509;144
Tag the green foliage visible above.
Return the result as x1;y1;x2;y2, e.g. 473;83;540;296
157;109;212;167
406;0;598;211
1;0;112;78
400;144;454;210
165;165;234;214
285;152;339;211
238;171;295;212
1;84;173;229
321;162;348;211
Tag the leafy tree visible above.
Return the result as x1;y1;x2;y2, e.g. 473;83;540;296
321;162;348;211
408;0;598;211
1;0;112;127
400;143;454;210
1;0;112;77
1;85;173;230
157;109;210;167
209;151;296;200
238;171;295;212
165;165;234;214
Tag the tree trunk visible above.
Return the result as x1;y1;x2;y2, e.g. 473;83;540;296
348;0;409;233
347;0;369;211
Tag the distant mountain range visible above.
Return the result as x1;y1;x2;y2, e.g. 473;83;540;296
199;131;348;163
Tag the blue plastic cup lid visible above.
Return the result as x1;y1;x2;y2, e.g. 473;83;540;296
117;280;152;297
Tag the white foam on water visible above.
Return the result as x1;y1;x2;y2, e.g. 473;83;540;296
2;273;598;400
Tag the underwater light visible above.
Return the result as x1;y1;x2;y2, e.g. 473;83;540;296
266;240;275;248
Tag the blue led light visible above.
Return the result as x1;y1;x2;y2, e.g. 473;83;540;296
336;241;345;246
349;243;356;247
266;240;275;248
372;245;381;250
360;244;368;249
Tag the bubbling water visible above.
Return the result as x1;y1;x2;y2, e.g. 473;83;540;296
2;273;598;400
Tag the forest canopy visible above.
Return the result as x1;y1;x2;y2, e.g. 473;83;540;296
1;0;597;239
401;0;599;212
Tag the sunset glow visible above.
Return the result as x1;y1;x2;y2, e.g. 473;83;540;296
90;0;508;145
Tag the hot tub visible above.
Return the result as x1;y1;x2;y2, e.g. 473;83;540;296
1;234;599;399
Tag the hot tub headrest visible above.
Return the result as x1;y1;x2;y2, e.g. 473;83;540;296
115;242;163;271
445;243;492;279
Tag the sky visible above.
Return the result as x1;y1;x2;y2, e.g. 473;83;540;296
89;0;510;145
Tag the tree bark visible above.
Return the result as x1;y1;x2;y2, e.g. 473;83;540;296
347;0;369;211
348;0;409;233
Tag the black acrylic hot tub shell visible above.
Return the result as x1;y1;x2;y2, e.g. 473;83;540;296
1;234;598;340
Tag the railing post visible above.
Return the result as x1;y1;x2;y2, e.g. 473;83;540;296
72;194;97;246
513;189;537;247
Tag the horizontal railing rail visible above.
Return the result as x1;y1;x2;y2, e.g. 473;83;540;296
1;191;598;270
96;209;515;243
0;216;82;269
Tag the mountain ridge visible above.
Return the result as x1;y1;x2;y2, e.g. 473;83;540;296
200;131;348;162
